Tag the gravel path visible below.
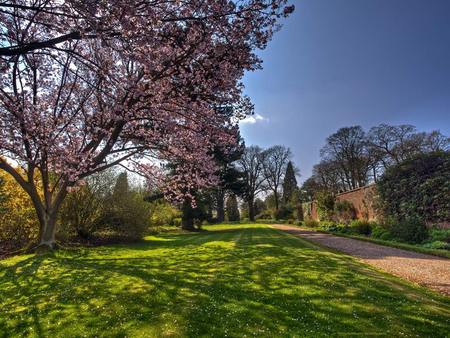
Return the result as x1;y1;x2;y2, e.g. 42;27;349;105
272;224;450;296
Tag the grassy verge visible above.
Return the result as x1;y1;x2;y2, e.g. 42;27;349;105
1;224;449;337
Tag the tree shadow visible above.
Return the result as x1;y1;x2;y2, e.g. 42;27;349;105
1;225;449;337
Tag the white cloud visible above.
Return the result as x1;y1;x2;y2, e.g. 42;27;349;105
240;113;268;125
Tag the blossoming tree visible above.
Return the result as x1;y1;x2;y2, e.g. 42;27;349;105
0;0;293;248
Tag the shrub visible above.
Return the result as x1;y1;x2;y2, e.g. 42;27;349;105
100;191;151;240
172;218;182;227
388;217;429;244
371;225;392;240
256;210;272;220
428;228;450;243
150;200;181;226
273;205;293;220
304;219;319;228
377;151;450;223
349;220;372;236
334;200;356;224
316;191;335;221
319;220;336;231
0;170;39;248
422;241;450;250
287;219;294;224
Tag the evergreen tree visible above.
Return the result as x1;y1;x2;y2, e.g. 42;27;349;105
113;172;130;196
282;161;298;204
226;194;240;222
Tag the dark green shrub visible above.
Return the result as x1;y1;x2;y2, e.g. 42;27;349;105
349;220;372;235
334;200;356;224
371;225;392;240
273;205;294;220
172;218;182;227
377;151;450;223
388;217;429;244
304;219;319;228
428;228;450;243
287;219;295;224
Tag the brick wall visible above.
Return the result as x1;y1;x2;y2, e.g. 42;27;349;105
304;184;378;222
335;184;378;221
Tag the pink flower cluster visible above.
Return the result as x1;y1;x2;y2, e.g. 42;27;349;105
0;0;293;202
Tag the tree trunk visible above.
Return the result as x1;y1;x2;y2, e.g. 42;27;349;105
39;212;58;248
181;199;196;231
248;198;255;221
181;217;195;231
274;191;279;211
216;190;225;223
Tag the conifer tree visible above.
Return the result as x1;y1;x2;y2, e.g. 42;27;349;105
282;161;298;204
226;194;240;222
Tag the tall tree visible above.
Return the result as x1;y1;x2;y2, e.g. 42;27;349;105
262;145;292;211
367;124;450;170
113;172;130;197
320;126;370;190
0;1;293;248
238;145;266;221
211;139;245;223
282;161;298;204
226;194;240;222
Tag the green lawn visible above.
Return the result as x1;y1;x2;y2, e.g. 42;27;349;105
1;224;449;337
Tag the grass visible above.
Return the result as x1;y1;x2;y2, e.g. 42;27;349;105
0;224;449;337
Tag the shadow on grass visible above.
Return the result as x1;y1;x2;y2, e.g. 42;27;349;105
1;225;449;337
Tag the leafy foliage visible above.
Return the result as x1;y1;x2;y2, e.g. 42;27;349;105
0;170;39;249
334;200;356;224
60;171;152;241
387;217;429;244
348;220;372;236
377;151;450;222
315;191;335;221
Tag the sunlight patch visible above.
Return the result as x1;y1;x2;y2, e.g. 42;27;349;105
202;241;235;249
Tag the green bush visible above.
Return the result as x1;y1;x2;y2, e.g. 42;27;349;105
334;200;356;224
388;217;429;244
287;219;295;224
172;218;182;227
100;191;151;240
371;225;392;240
304;219;319;228
349;220;372;236
319;220;336;231
422;241;450;250
428;228;450;243
150;200;181;226
316;191;335;221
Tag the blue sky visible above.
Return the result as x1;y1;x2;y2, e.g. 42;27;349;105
240;0;450;181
